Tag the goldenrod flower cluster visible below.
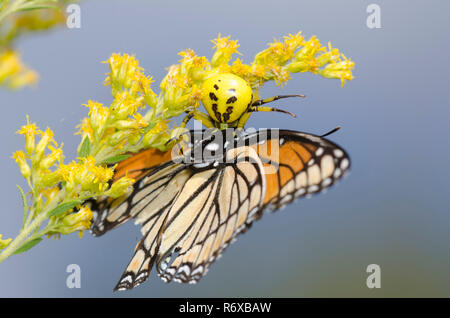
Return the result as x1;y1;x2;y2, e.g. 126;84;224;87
0;50;37;89
13;115;134;232
1;113;135;258
0;31;354;261
0;0;73;89
77;53;172;162
163;32;354;101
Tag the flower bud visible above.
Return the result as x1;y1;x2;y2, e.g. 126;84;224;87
13;151;31;179
106;177;134;198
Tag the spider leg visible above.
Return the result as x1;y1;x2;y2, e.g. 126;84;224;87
251;94;305;106
236;105;297;128
249;105;296;118
165;110;216;146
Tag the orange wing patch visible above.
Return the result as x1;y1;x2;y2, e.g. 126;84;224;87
113;148;173;181
251;140;315;205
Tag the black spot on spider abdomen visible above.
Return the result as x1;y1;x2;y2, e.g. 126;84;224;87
209;92;218;101
212;103;221;121
222;106;234;122
226;96;237;104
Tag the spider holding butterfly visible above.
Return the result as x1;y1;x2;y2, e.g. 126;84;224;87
90;73;350;291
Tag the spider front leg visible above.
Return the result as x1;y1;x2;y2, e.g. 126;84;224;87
236;94;304;128
181;110;216;129
165;110;216;146
251;94;305;106
249;105;297;118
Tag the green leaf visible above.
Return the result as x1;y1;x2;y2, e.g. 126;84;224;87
102;154;131;164
78;137;91;158
17;185;29;230
16;185;28;211
47;200;82;217
13;238;42;255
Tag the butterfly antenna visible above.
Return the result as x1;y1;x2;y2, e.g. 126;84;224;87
321;126;341;137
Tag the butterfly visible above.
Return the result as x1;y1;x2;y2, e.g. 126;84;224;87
90;127;350;291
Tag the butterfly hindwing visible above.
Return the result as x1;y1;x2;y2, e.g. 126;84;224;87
156;146;266;284
250;130;351;211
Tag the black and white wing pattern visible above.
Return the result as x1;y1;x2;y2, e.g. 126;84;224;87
113;145;266;290
90;129;350;291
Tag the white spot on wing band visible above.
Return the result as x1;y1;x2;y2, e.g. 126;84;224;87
340;158;349;170
334;149;344;158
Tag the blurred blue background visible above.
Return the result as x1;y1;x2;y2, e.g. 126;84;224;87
1;0;449;297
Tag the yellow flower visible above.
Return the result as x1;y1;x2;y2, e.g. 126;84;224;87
173;73;191;90
109;91;144;121
211;33;240;67
16;115;38;155
178;49;210;75
104;53;147;95
8;69;38;90
231;58;252;78
212;33;240;55
40;187;60;205
13;150;31;179
0;50;38;89
40;170;62;188
107;130;134;147
58;156;114;194
56;206;94;235
0;51;21;80
294;36;325;61
189;84;203;107
268;64;291;86
178;48;196;61
142;120;169;148
75;117;94;141
283;32;305;51
319;54;355;86
316;42;341;67
34;127;55;163
179;50;210;83
135;73;157;107
40;144;64;170
84;100;110;136
286;58;319;74
247;63;268;87
106;177;135;198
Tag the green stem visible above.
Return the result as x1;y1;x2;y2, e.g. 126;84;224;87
0;190;63;263
0;207;47;263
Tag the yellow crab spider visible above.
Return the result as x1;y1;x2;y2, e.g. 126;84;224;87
183;73;305;130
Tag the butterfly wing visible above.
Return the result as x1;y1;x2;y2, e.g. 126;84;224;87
91;146;183;236
248;129;350;212
92;129;350;290
114;145;266;290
